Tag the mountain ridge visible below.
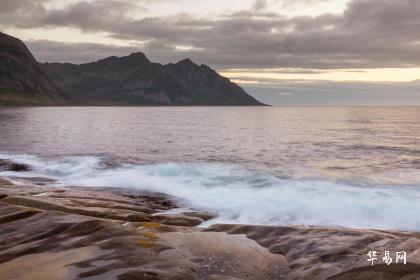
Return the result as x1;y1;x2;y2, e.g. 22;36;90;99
0;31;265;106
41;52;265;106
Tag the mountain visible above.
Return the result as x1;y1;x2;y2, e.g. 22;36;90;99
0;32;67;105
40;53;265;106
0;31;264;106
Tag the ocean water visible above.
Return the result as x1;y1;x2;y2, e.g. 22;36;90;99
1;106;420;230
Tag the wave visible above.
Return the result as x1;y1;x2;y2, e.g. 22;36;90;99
1;153;420;231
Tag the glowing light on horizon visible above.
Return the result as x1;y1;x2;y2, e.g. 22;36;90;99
221;68;420;83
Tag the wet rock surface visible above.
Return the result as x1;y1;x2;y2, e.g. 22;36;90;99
1;177;420;279
208;224;420;280
0;159;31;172
0;179;199;280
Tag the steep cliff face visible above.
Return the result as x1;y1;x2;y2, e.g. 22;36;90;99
41;53;265;106
0;32;67;105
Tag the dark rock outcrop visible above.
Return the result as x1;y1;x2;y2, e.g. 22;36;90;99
0;32;67;105
41;53;265;106
0;159;30;172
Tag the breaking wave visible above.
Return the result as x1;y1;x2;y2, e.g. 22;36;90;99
1;153;420;231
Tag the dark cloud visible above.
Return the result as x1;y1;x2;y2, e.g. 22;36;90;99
2;0;420;69
41;0;143;31
252;0;269;11
27;40;143;64
0;0;47;13
26;39;203;65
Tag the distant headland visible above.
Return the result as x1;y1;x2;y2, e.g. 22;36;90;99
0;32;265;106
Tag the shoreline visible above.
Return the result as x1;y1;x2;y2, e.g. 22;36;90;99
1;177;420;279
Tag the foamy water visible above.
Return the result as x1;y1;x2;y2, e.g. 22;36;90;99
1;106;420;231
1;153;420;231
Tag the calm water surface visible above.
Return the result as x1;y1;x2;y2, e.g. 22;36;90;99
1;106;420;230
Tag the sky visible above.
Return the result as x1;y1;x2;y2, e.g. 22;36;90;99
1;0;420;105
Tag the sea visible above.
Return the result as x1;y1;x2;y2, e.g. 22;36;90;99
1;106;420;230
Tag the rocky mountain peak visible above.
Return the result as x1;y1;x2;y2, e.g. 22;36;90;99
176;58;197;66
0;32;67;105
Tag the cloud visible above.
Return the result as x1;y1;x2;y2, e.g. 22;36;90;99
252;0;268;11
2;0;420;70
277;91;294;96
26;40;143;64
0;0;48;13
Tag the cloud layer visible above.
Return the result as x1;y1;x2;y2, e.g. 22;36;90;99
1;0;420;69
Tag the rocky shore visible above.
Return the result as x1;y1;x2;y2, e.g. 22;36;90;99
1;177;420;279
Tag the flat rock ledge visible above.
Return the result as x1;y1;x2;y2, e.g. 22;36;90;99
1;177;420;280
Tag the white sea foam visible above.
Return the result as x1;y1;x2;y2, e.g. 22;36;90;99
1;153;420;231
0;153;102;178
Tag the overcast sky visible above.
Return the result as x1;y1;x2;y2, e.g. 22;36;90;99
1;0;420;105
